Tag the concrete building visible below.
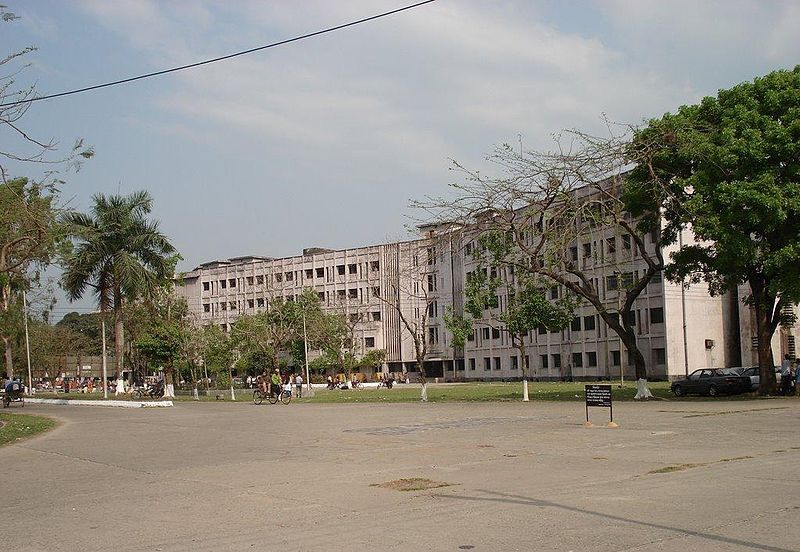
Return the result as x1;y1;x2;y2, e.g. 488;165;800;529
176;226;796;382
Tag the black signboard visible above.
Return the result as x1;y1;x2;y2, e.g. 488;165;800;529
585;384;613;425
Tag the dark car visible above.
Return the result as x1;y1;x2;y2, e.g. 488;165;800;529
731;366;782;391
671;368;751;397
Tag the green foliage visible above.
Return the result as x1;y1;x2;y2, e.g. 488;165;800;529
357;349;387;371
626;65;800;300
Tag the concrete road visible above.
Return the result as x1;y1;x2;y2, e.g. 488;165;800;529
3;398;799;552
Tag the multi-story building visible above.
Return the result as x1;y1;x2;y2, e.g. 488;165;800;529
176;228;797;382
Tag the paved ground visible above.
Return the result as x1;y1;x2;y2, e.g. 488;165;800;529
3;398;799;552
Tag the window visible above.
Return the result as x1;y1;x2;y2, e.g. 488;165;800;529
365;336;375;348
257;298;265;308
285;272;293;281
621;272;634;288
606;237;616;253
337;290;346;298
481;327;490;340
469;358;476;371
467;330;475;342
540;354;548;369
275;273;283;283
427;274;436;292
586;351;597;367
537;326;546;335
551;354;561;369
348;288;358;299
654;348;666;365
349;313;361;323
650;307;664;324
428;301;438;318
203;303;210;312
550;286;559;300
582;243;592;258
316;267;324;278
229;301;237;310
228;278;236;288
305;269;313;279
611;350;621;366
371;260;380;271
337;265;345;276
427;248;436;265
606;275;618;291
622;234;632;250
256;275;264;285
651;271;663;284
511;356;519;371
624;310;636;327
570;317;581;332
583;315;596;331
428;327;439;345
572;352;583;367
220;280;227;289
317;292;325;301
491;327;500;339
220;302;227;311
247;299;254;309
372;311;381;322
220;323;227;332
372;286;380;297
202;282;210;291
570;246;578;261
348;263;357;275
484;358;491;371
493;357;501;370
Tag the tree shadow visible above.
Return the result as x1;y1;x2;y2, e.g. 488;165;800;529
432;489;793;552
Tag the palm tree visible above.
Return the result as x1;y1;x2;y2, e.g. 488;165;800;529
61;191;176;395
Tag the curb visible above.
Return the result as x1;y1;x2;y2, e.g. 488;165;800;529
25;398;173;408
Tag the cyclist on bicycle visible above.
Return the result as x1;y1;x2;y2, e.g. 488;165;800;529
256;369;268;396
270;368;281;397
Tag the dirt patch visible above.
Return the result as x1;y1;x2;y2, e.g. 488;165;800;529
371;478;453;492
648;455;754;475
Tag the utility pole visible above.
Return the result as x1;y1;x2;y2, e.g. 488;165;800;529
101;316;108;399
302;310;314;398
22;292;32;394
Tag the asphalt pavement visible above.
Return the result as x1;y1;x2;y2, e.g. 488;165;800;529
3;397;799;551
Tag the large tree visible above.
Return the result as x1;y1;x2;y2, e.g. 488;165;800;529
0;178;65;377
625;66;800;394
420;135;665;395
61;191;176;395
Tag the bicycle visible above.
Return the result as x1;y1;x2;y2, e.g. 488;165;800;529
253;386;291;405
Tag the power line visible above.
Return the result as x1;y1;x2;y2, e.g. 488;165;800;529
0;0;436;108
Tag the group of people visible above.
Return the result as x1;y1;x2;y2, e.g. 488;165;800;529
253;369;304;399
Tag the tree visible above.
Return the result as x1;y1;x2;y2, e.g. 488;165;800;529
56;312;106;355
625;65;800;394
0;178;65;377
201;325;235;397
61;191;176;395
419;132;666;395
446;231;577;401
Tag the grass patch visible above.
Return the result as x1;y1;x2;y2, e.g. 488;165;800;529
371;478;453;492
0;413;56;447
303;381;676;404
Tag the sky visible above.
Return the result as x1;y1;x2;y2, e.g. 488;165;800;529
4;0;800;320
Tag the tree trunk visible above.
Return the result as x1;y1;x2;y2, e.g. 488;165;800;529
751;277;778;395
189;361;199;400
113;296;125;395
516;339;529;402
417;356;427;402
3;335;12;379
163;360;175;398
229;366;236;401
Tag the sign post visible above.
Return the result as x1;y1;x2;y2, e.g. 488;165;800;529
584;384;617;428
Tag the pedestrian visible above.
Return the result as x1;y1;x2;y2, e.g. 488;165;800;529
780;355;793;395
295;373;303;398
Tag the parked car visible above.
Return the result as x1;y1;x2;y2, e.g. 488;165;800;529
727;366;781;391
671;368;751;397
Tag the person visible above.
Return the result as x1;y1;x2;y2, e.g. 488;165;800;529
3;373;13;394
270;368;281;397
257;369;268;395
326;374;334;390
295;373;303;398
780;355;793;395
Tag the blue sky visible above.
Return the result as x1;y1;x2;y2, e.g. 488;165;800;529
4;0;800;318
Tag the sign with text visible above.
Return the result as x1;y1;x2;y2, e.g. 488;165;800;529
584;384;614;426
585;384;612;407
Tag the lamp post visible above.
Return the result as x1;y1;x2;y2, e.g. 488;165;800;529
302;310;314;398
22;292;32;394
101;316;108;399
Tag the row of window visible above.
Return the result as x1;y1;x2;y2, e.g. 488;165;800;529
201;261;381;292
466;348;667;371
